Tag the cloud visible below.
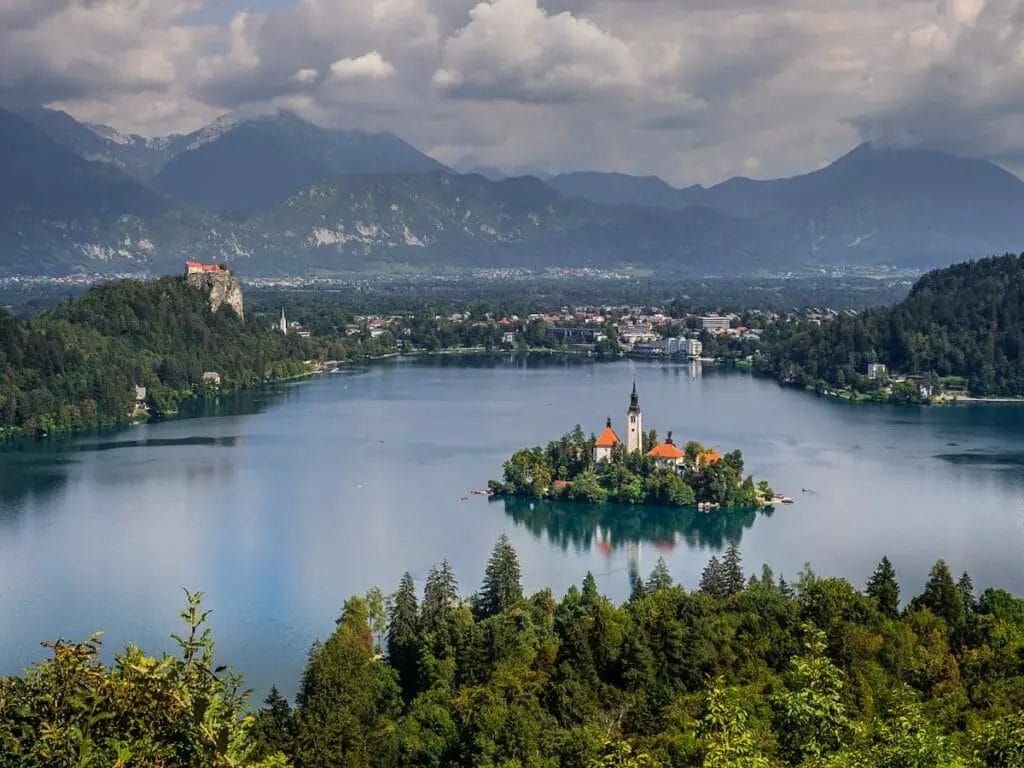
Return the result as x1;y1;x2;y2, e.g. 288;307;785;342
2;0;1024;184
432;0;639;102
329;51;396;82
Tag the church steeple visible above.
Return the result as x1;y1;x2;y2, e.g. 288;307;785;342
626;379;643;453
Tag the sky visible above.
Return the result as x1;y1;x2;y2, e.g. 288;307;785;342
2;0;1023;185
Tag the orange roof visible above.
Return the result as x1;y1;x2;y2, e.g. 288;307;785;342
595;425;621;448
647;441;685;460
701;450;723;464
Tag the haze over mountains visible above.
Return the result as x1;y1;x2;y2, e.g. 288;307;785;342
3;105;1023;277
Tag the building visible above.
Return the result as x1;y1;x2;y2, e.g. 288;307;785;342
186;261;226;274
134;386;147;411
687;338;703;358
646;433;685;468
593;418;621;462
867;363;888;380
279;308;288;334
626;381;643;453
202;371;222;386
700;315;731;333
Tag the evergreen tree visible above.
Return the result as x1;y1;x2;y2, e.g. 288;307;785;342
250;686;296;761
629;570;646;602
387;572;420;698
646;557;673;594
778;575;795;599
957;571;977;613
582;571;600;605
700;556;727;599
722;540;745;596
421;560;459;636
866;556;901;618
912;559;965;630
477;534;523;618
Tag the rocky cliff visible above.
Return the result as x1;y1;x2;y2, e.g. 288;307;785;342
186;269;244;320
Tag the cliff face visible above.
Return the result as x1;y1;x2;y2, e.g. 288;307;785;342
186;270;244;320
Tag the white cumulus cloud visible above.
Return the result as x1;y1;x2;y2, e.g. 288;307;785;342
329;51;396;82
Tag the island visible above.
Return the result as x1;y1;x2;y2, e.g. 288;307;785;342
489;383;775;508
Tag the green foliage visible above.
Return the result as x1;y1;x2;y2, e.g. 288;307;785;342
866;556;901;618
477;534;524;619
761;253;1024;397
6;545;1024;767
0;277;315;438
0;589;281;768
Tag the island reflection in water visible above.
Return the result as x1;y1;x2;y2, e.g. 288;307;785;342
496;495;775;573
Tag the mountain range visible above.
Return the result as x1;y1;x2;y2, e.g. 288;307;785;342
3;105;1023;276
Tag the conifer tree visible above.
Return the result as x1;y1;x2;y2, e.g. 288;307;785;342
646;557;673;594
250;685;296;761
957;571;976;613
722;540;745;596
778;576;795;599
421;559;459;636
582;571;600;605
866;556;901;618
700;556;727;599
912;559;965;630
386;572;420;698
629;570;646;601
477;534;523;618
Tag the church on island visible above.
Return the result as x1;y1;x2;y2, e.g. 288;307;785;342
594;382;721;469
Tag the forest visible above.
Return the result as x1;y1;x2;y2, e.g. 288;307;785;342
759;254;1024;397
490;427;771;508
0;277;313;437
2;536;1022;767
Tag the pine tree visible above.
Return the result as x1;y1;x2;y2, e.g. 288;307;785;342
386;572;420;698
421;559;459;636
646;557;674;594
700;555;726;599
778;575;795;599
582;571;600;605
250;685;296;761
866;556;901;618
912;559;965;630
957;571;976;613
477;533;523;618
722;540;745;595
629;570;646;601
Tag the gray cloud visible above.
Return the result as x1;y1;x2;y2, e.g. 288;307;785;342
1;0;1021;184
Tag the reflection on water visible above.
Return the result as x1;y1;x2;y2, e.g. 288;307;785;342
497;496;771;555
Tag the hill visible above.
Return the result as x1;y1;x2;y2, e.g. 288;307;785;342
762;253;1024;396
548;171;696;208
0;275;312;436
152;110;447;211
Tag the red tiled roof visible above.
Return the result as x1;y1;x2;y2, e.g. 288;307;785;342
595;425;621;448
647;441;685;459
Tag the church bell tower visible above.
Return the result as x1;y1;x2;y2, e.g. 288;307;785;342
626;380;643;453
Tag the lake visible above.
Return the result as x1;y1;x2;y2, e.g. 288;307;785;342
2;355;1023;697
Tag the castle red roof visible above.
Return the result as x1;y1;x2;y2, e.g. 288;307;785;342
595;425;621;448
647;441;685;460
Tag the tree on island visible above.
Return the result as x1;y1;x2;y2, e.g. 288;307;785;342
477;534;523;618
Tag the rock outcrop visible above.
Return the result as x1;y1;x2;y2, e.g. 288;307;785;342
186;268;244;320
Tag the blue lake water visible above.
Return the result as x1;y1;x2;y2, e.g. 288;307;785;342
2;355;1023;697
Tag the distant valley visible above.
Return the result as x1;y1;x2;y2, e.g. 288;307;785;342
2;105;1023;277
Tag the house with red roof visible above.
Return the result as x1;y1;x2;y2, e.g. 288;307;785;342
646;433;685;468
593;418;621;463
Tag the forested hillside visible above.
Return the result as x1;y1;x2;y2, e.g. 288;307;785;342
762;253;1024;396
3;537;1023;766
0;277;312;436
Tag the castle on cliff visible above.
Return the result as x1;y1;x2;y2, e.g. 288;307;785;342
185;261;244;320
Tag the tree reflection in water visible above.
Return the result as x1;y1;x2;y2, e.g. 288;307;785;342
495;495;774;558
